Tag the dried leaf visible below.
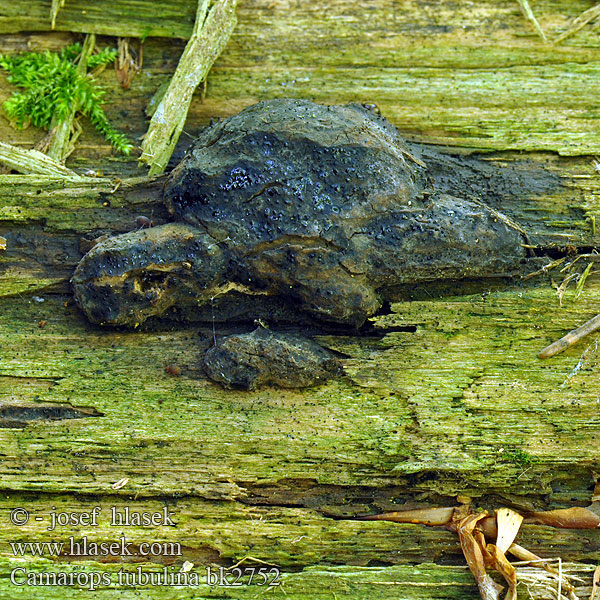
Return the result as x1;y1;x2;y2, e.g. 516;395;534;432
508;543;544;564
591;565;600;600
477;516;499;540
495;508;524;554
458;512;504;600
487;544;518;600
356;506;456;526
525;507;600;529
0;236;6;251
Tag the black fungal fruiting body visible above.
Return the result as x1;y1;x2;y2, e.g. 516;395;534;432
73;98;527;329
72;99;528;388
203;328;343;389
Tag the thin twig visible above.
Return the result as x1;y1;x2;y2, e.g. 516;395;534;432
521;256;566;281
539;314;600;359
555;3;600;44
516;0;547;41
140;0;238;175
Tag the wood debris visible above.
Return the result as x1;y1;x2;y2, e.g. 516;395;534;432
0;141;80;177
359;503;600;599
591;565;600;600
111;477;129;490
140;0;238;175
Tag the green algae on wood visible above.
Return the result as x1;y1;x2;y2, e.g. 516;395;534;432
1;284;600;497
1;2;600;598
0;490;598;595
3;3;600;164
0;559;589;599
0;1;198;39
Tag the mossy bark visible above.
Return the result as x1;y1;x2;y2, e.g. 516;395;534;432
1;1;600;598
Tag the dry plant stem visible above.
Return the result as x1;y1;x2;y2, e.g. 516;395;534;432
140;0;238;175
524;507;600;529
521;256;566;281
555;3;600;44
556;271;580;306
50;0;66;29
115;38;143;89
509;546;578;600
539;314;600;359
47;33;95;163
0;141;79;176
516;0;547;41
574;262;594;299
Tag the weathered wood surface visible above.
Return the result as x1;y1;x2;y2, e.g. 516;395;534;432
1;1;600;598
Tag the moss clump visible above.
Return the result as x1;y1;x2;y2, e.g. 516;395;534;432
0;43;132;155
503;448;536;467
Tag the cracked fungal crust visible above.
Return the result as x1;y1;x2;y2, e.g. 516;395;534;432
73;99;528;328
203;327;343;390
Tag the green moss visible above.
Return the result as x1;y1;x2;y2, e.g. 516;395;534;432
0;43;132;155
501;448;536;468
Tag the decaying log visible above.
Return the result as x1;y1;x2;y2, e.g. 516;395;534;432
1;1;600;598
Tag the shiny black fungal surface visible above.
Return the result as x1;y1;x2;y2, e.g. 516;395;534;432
72;99;530;387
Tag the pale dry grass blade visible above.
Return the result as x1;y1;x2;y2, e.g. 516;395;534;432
50;0;66;29
556;4;600;44
517;0;547;41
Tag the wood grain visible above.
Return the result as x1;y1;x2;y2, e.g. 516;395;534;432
1;1;600;598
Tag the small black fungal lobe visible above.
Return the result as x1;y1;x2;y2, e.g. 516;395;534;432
203;328;342;390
